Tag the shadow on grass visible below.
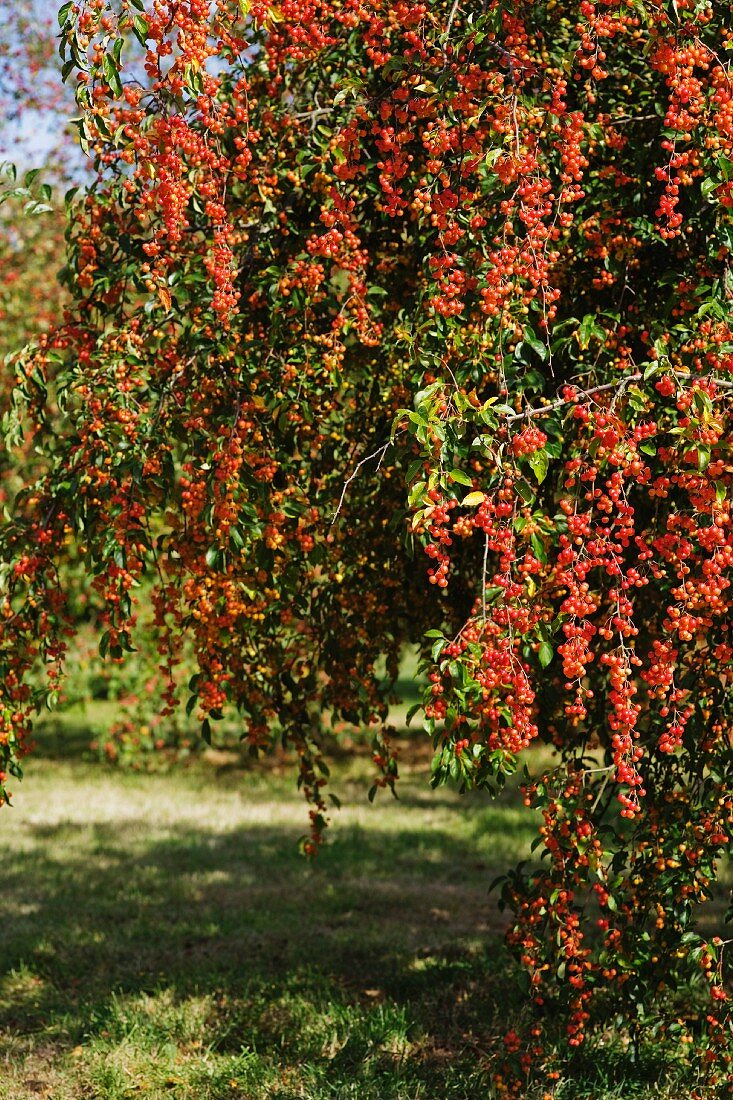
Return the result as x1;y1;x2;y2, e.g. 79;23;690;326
0;805;525;1099
2;720;721;1099
28;714;100;761
2;816;506;989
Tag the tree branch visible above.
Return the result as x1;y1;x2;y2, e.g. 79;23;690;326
331;441;391;524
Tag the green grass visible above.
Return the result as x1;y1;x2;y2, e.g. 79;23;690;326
0;710;718;1099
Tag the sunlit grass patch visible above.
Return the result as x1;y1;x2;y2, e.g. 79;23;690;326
0;722;725;1099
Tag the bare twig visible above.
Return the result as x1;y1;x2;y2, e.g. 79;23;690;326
591;767;614;816
503;372;733;422
332;441;391;524
486;40;517;88
445;0;461;40
504;373;642;421
293;108;331;120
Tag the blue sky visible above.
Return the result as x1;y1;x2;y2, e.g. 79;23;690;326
0;1;79;171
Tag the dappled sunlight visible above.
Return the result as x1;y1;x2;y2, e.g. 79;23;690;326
0;728;550;1099
1;733;727;1098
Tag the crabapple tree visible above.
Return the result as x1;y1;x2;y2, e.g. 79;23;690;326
2;0;733;1091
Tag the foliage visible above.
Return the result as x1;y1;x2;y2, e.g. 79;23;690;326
0;164;65;357
1;0;733;1091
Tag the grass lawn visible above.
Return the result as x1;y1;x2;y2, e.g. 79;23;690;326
0;706;723;1099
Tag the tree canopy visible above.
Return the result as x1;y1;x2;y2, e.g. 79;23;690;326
2;0;733;1090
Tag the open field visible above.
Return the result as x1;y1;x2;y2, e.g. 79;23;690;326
0;709;725;1099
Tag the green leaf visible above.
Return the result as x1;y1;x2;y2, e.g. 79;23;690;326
530;532;547;563
102;53;123;98
205;546;225;570
449;468;473;486
701;176;718;201
527;448;549;484
523;329;548;361
515;479;535;503
693;389;712;416
719;156;733;182
132;13;148;44
406;703;421;726
627;386;647;412
538;641;553;668
576;313;603;350
430;749;444;775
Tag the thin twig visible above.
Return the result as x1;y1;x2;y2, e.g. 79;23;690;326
293;108;331;120
445;0;461;41
591;767;613;816
504;373;642;421
606;114;663;126
486;40;517;88
332;441;391;524
504;372;733;422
